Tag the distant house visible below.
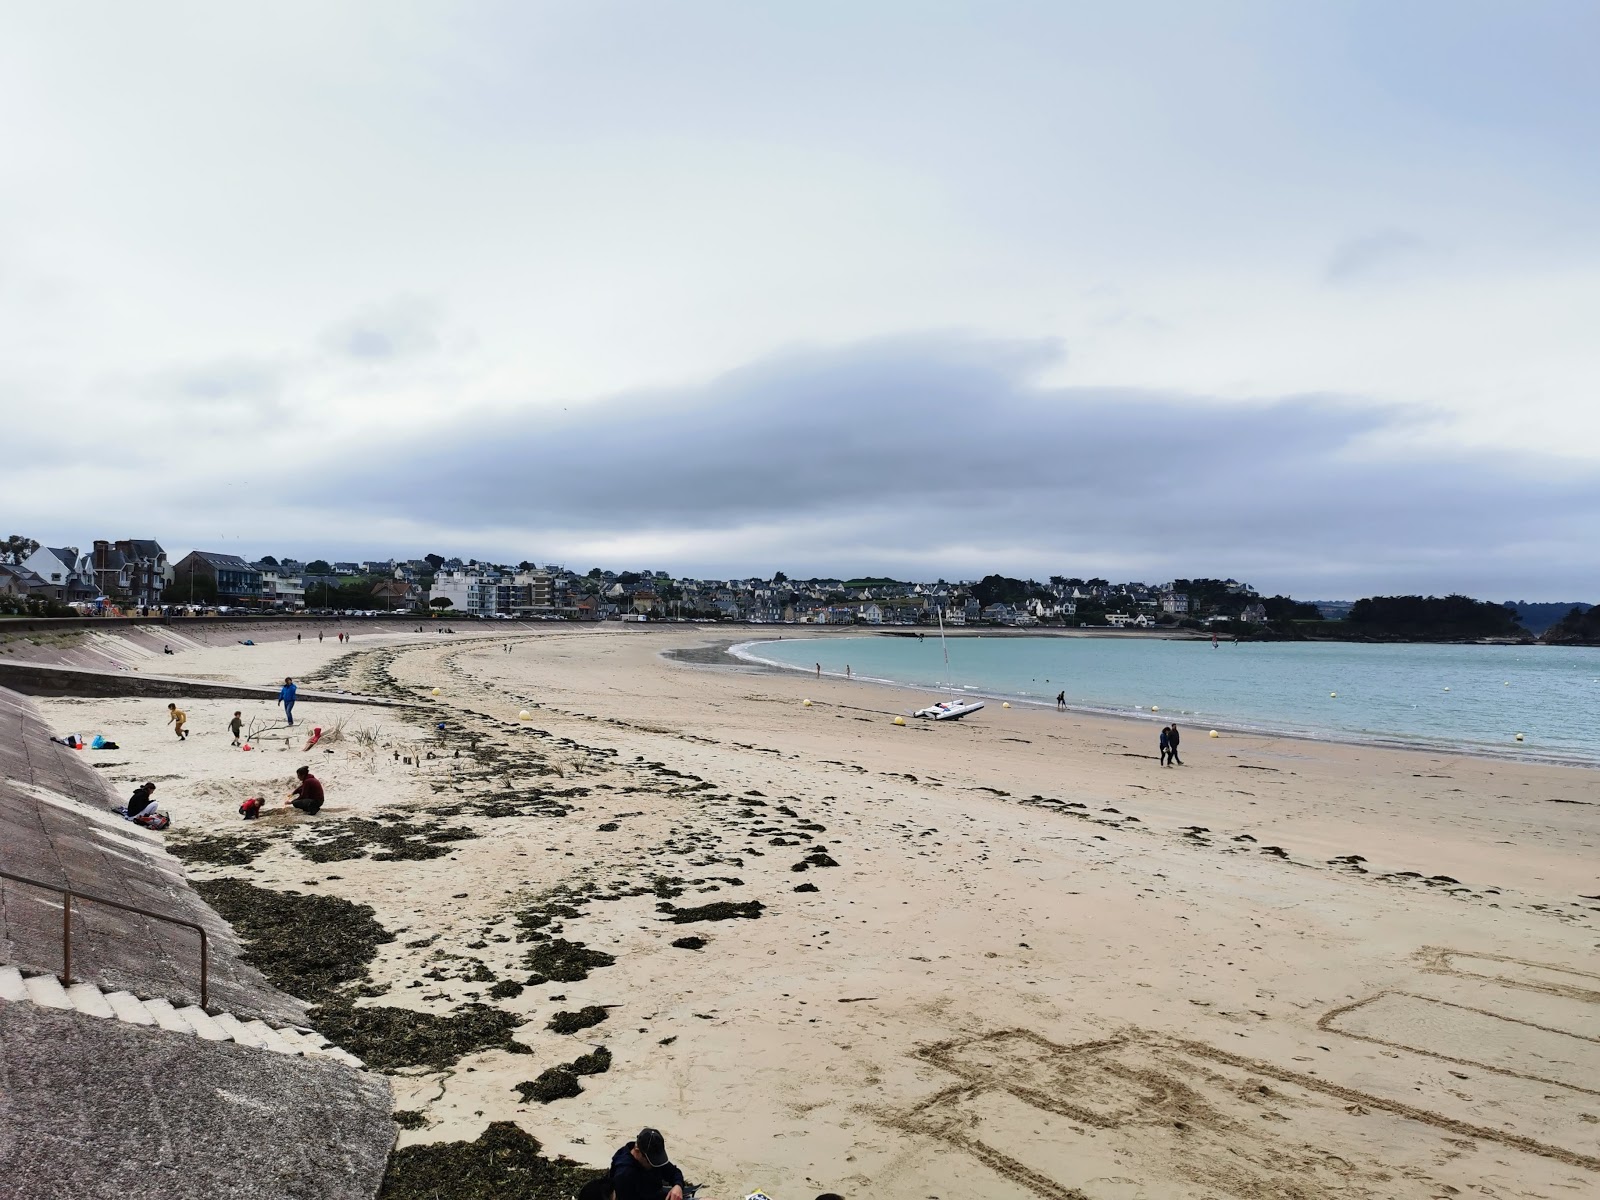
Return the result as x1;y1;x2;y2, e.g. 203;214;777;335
0;563;51;599
92;539;167;606
173;551;262;606
1241;602;1268;624
1161;594;1189;615
332;562;361;576
632;591;660;615
370;578;416;609
19;546;96;602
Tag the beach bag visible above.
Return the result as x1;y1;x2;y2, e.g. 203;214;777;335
91;734;106;749
134;812;170;831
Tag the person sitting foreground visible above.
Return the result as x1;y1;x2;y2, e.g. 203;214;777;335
284;766;324;814
577;1128;685;1200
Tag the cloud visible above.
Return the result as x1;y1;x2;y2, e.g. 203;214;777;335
1324;230;1430;285
320;335;1600;597
318;297;441;362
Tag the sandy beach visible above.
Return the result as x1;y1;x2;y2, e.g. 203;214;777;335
32;623;1600;1199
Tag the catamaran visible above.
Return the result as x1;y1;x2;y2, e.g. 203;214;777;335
914;604;984;720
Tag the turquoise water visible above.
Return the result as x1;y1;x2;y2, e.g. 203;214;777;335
735;636;1600;765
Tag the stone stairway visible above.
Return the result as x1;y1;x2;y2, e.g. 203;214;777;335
0;963;363;1068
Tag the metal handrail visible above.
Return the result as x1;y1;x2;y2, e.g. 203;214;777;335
0;866;208;1009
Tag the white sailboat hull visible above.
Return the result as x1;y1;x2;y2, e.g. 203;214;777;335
915;700;985;721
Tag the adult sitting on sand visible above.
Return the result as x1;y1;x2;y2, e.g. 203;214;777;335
123;782;158;820
283;766;324;815
594;1128;685;1200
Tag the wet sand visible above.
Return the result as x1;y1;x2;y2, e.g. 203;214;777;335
35;624;1600;1199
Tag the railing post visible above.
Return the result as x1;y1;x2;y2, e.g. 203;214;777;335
62;891;73;985
199;934;208;1010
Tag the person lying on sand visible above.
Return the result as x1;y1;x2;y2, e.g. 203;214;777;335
283;766;324;815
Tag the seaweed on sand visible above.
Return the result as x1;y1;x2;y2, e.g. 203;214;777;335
197;878;526;1072
169;834;272;869
194;878;393;1005
524;938;615;984
295;816;481;864
547;1006;608;1034
314;1001;528;1072
661;900;764;924
379;1121;602;1200
514;1046;611;1104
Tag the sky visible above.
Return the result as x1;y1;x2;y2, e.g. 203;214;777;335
2;2;1597;599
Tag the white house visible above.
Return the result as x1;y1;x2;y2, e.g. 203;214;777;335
20;546;95;601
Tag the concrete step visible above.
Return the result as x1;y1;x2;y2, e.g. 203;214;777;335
0;962;359;1066
0;965;26;1002
213;1011;265;1048
142;996;190;1034
174;1005;229;1041
24;973;73;1009
65;981;117;1019
250;1021;304;1056
103;990;157;1025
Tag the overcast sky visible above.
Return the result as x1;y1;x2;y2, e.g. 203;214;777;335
3;2;1596;598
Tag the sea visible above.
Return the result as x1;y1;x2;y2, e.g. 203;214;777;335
733;635;1600;766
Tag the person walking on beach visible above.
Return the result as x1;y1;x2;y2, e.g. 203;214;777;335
815;662;821;677
228;711;243;746
1056;690;1065;711
318;630;323;642
278;677;297;726
845;664;851;680
284;766;324;814
166;703;188;740
1158;725;1171;766
1167;723;1182;765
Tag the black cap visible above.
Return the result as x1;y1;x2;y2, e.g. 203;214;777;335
637;1128;669;1168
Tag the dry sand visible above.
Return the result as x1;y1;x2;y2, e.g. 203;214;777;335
33;624;1600;1199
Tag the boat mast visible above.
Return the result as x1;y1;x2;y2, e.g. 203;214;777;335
938;603;950;691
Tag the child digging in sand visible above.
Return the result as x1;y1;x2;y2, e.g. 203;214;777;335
166;703;188;740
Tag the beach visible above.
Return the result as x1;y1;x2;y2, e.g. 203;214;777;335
32;623;1600;1199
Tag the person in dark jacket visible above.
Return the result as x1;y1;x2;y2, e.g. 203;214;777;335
124;782;158;819
1167;723;1182;765
284;766;324;814
608;1128;684;1200
1158;726;1171;766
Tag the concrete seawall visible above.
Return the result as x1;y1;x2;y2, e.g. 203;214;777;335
0;660;411;706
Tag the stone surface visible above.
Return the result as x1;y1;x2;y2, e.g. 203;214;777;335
0;1000;393;1200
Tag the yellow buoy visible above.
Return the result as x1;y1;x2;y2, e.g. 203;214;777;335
1443;687;1450;692
801;699;812;707
518;709;531;721
1209;729;1219;738
1330;692;1337;698
893;716;906;726
430;687;441;696
1002;701;1012;709
1150;705;1159;712
1515;733;1524;741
